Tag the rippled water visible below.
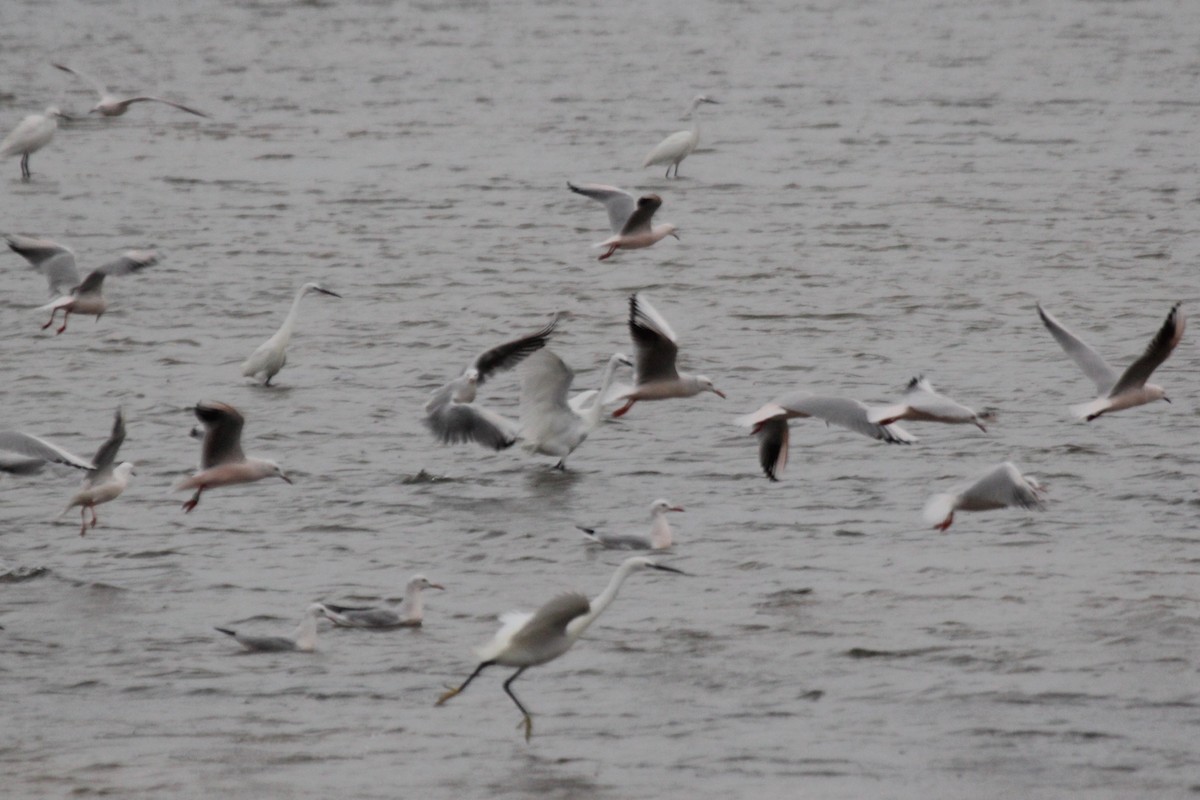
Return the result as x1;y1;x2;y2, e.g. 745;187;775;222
3;0;1199;797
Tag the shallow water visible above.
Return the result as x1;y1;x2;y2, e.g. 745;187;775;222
2;0;1199;797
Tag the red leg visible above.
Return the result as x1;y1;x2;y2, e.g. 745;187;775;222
612;399;635;418
56;310;70;335
90;506;99;529
182;486;203;513
79;506;88;537
934;515;953;532
42;308;59;330
597;244;618;261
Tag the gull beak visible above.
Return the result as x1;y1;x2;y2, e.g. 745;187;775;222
280;473;294;485
1163;396;1172;404
669;506;685;513
712;388;727;399
651;564;688;576
430;583;446;591
670;231;681;240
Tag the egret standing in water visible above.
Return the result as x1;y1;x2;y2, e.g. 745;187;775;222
435;556;684;741
642;95;719;179
1;107;67;179
241;282;341;386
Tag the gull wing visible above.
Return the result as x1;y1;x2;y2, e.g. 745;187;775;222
122;97;209;118
1108;303;1185;396
629;293;680;384
194;401;245;468
963;463;1044;510
472;317;558;386
0;431;94;471
88;408;126;484
52;63;108;98
6;234;80;295
777;394;916;444
619;194;663;236
567;182;636;233
1037;304;1118;394
424;396;518;451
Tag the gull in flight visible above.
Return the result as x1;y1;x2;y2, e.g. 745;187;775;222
320;575;445;629
736;392;916;481
424;317;557;451
37;250;157;334
58;408;131;535
924;462;1045;531
216;604;324;652
578;498;683;550
53;63;209;118
0;107;67;179
1038;302;1184;421
567;182;679;261
517;349;633;469
642;94;719;178
241;282;341;386
612;293;724;417
435;556;684;741
0;406;122;476
869;376;991;431
176;401;291;512
7;234;84;296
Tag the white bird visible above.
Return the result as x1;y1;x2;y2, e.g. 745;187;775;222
642;94;720;178
518;349;633;469
240;282;342;386
424;317;557;451
53;63;209;118
6;234;83;296
611;293;725;418
736;392;916;481
320;575;445;629
567;352;635;415
924;462;1045;531
215;604;324;653
0;406;123;476
60;462;135;537
435;556;684;741
578;498;683;550
37;250;157;334
869;376;991;431
566;182;679;261
0;107;67;179
176;401;291;513
1038;302;1185;421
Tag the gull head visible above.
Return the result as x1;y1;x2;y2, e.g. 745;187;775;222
410;574;445;591
114;462;136;479
1148;384;1169;403
261;460;292;484
696;376;726;399
650;498;685;515
653;223;680;242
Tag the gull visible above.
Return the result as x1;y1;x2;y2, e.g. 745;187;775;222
216;604;324;652
435;556;684;741
241;282;342;386
736;392;916;481
612;293;724;418
0;107;67;179
578;498;683;550
424;317;557;451
38;250;157;334
6;234;83;296
320;575;445;629
60;463;134;537
53;63;209;118
869;376;991;431
1038;302;1185;421
176;401;291;512
518;349;633;469
642;94;720;178
0;406;123;476
567;182;679;261
924;462;1045;531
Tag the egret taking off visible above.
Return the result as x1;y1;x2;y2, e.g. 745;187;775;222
1;107;67;179
642;95;719;178
241;282;342;386
435;556;684;741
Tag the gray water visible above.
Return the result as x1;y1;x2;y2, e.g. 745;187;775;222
2;0;1199;797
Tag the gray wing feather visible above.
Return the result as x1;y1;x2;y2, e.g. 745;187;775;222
567;182;636;232
96;250;158;277
0;431;94;470
194;402;246;468
424;397;518;450
472;317;558;385
777;395;915;443
964;463;1043;510
1037;304;1118;394
6;234;80;295
508;592;590;651
629;294;680;384
1109;303;1184;396
88;408;126;483
619;194;662;236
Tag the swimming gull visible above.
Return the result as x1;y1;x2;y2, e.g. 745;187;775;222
53;63;209;118
924;462;1045;531
38;250;157;334
176;401;291;512
567;182;679;261
241;282;341;386
578;498;683;550
216;603;324;652
0;107;67;179
320;575;445;629
869;376;991;431
642;94;719;178
1038;302;1184;421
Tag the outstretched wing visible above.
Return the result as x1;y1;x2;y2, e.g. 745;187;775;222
6;234;80;295
88;408;126;484
123;97;209;118
194;401;245;468
629;293;680;384
53;63;108;98
1108;303;1185;396
472;317;558;386
1037;304;1118;394
567;182;636;233
0;431;94;471
619;194;663;236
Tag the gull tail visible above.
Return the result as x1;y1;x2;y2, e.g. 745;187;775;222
922;493;957;529
1070;398;1110;421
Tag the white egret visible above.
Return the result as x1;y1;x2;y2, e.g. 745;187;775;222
53;63;209;118
0;107;67;179
320;575;445;629
642;94;719;178
1038;302;1184;421
566;182;679;261
578;499;683;550
37;250;157;334
240;282;342;386
869;376;991;431
216;604;324;652
736;393;916;482
611;293;725;418
435;556;684;741
924;462;1045;531
176;401;291;513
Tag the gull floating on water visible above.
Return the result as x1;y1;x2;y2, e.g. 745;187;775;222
320;575;445;629
0;107;67;179
176;401;291;512
924;462;1045;531
869;376;991;431
216;604;324;652
53;63;209;118
36;250;157;334
241;282;341;386
424;317;557;451
567;182;679;261
642;94;719;178
1038;302;1184;421
578;498;683;550
736;392;916;481
517;349;633;470
612;293;724;418
435;556;684;741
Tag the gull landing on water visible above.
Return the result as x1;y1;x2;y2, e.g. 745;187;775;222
924;462;1045;531
176;401;291;512
869;377;991;432
578;498;683;550
1038;302;1184;421
567;182;679;261
53;63;209;118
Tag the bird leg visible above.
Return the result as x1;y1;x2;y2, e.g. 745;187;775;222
934;514;953;532
435;661;492;706
597;244;619;261
41;308;60;331
182;486;204;513
90;505;99;530
20;153;31;180
56;310;71;335
611;399;636;418
502;667;533;742
664;165;671;179
553;459;566;471
79;507;88;537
